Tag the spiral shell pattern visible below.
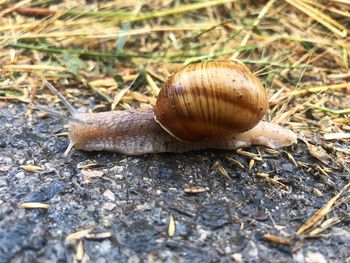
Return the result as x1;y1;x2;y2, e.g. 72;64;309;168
155;61;268;142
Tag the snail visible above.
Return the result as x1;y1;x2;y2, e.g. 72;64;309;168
43;61;297;155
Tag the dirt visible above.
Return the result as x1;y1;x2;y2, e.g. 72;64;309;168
0;102;349;263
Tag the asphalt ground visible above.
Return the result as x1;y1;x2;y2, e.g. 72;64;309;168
0;102;349;262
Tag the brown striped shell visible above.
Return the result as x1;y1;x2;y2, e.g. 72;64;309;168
154;61;268;142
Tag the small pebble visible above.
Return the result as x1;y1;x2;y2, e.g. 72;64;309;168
128;255;140;263
103;189;115;202
103;202;116;211
305;251;327;263
114;174;124;180
232;253;243;263
15;171;25;180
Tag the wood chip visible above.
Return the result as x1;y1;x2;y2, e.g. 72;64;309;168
81;170;104;179
324;132;350;140
20;202;50;209
66;229;93;241
168;214;175;237
263;233;291;245
249;159;255;170
20;165;44;172
184;186;209;194
85;232;112;240
76;240;84;261
313;188;323;197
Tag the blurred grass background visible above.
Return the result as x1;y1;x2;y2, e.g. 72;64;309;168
0;0;349;159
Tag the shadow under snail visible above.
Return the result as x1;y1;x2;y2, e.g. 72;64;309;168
43;61;297;155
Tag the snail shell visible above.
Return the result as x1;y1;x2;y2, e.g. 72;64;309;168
154;61;268;142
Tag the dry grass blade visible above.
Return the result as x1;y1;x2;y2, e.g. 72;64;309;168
296;182;350;235
236;149;262;161
226;157;245;169
123;0;237;23
311;105;350;115
212;161;231;179
0;0;31;17
256;173;289;190
285;0;348;37
2;65;67;72
286;152;299;167
307;144;332;165
145;73;160;96
308;216;343;237
290;83;350;97
232;0;278;59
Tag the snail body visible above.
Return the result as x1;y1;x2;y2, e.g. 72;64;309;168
44;61;297;155
68;109;296;155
